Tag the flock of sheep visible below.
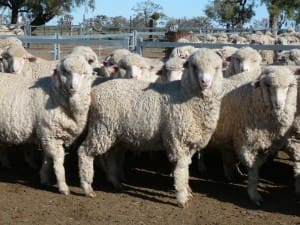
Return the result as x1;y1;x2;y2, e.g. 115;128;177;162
0;32;299;208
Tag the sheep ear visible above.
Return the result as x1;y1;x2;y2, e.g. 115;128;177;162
294;67;300;75
111;65;118;74
27;55;37;62
183;60;189;69
225;56;232;62
51;69;57;77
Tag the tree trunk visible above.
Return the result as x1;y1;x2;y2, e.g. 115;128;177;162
30;13;55;32
11;7;19;24
270;13;278;35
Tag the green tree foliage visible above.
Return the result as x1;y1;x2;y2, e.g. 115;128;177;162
204;0;255;30
261;0;300;32
0;0;95;26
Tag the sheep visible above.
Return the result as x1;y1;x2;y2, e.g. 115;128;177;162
1;45;58;77
116;52;164;82
274;49;300;66
70;46;100;69
163;56;186;81
206;66;297;205
169;45;198;59
77;48;224;207
0;53;94;194
0;36;23;49
214;46;238;70
224;47;262;78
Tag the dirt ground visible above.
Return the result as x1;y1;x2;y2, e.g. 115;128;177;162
0;147;299;225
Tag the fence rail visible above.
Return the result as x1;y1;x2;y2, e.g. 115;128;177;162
2;31;300;59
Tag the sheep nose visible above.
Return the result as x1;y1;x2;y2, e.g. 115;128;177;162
201;77;212;88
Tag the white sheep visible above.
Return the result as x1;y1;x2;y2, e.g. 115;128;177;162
77;48;224;207
116;52;164;82
207;66;297;205
1;45;58;77
70;45;100;69
224;47;262;77
0;53;94;194
169;45;198;59
163;56;186;81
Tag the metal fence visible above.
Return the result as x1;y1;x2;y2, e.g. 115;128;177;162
2;31;300;60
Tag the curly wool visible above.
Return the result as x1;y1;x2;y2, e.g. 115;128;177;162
0;54;94;194
78;48;224;207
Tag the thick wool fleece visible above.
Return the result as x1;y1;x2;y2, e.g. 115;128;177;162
78;48;224;207
0;54;94;195
208;66;297;205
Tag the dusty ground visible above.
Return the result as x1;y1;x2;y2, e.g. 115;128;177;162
0;148;299;225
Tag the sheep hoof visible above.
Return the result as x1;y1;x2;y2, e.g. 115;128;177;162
60;189;70;196
86;191;96;198
250;192;263;206
177;191;189;208
177;201;188;208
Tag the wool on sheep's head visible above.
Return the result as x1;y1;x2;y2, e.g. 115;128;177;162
231;47;262;74
254;66;297;115
53;54;94;96
186;48;223;91
1;45;36;74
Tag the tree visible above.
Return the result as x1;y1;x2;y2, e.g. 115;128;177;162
204;0;255;31
166;16;213;32
261;0;300;34
131;0;166;27
0;0;95;27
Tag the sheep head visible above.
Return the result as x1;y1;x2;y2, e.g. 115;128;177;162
185;48;223;91
53;54;93;96
1;45;36;74
255;66;297;115
231;47;262;74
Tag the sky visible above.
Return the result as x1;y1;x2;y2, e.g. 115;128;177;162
51;0;269;25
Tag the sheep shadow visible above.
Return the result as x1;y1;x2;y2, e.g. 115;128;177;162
0;146;299;216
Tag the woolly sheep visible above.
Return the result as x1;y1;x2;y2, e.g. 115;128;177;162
77;48;224;207
169;45;198;59
275;49;300;66
116;52;163;82
0;54;94;194
70;46;100;69
1;45;58;77
224;47;262;78
163;56;186;81
207;66;297;205
214;46;238;70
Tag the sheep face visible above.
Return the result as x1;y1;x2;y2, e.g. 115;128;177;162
232;48;262;73
167;69;184;81
1;46;36;74
188;49;222;90
55;55;93;95
1;53;24;74
258;68;296;114
126;65;143;79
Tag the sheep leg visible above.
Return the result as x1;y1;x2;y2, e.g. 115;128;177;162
0;147;11;168
40;154;53;185
286;138;300;199
196;151;207;176
24;147;39;169
173;154;192;208
221;150;241;181
247;156;264;206
105;147;125;190
78;146;96;197
42;141;69;195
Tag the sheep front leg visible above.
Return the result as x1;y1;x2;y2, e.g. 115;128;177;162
173;154;192;208
0;147;11;168
42;141;69;195
292;146;300;198
247;156;265;206
40;154;53;185
78;146;96;197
